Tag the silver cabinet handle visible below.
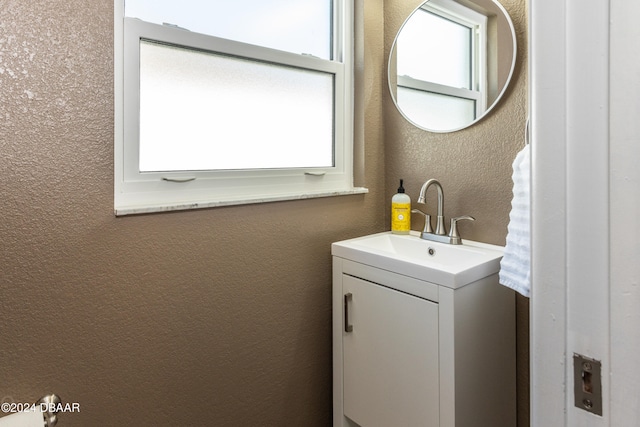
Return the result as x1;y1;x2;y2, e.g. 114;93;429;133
344;293;353;332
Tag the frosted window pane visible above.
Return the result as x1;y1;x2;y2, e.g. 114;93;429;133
397;87;475;130
139;41;334;172
125;0;331;59
397;9;472;89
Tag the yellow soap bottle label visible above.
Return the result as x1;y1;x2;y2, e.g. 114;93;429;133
391;202;411;233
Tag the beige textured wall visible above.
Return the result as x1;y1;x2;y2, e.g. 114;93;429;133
1;0;528;425
384;0;529;425
0;1;385;425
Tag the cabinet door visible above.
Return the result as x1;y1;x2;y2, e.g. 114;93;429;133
342;275;440;427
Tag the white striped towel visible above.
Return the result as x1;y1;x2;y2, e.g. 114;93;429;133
499;145;531;298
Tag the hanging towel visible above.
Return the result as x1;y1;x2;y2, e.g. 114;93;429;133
499;145;531;298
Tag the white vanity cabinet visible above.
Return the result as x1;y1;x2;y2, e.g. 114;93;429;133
332;235;516;427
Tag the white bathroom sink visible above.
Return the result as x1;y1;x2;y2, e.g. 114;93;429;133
331;231;504;288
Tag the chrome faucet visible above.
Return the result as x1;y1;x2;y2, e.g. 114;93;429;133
413;178;475;245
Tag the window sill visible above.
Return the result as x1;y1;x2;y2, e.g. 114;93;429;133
115;187;369;216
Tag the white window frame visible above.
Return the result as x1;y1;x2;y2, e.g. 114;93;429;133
114;1;364;216
398;0;488;118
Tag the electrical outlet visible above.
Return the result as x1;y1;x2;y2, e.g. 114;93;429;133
573;353;602;416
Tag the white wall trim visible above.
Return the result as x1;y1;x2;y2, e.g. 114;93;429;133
565;0;610;424
609;0;640;425
531;0;612;425
530;0;568;425
530;0;640;424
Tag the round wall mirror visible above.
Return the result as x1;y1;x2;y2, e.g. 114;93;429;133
388;0;517;133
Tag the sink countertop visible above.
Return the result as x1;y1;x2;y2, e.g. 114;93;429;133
332;231;504;289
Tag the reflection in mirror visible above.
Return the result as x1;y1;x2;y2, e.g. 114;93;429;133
388;0;516;132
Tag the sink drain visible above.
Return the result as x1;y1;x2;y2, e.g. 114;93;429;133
428;247;436;256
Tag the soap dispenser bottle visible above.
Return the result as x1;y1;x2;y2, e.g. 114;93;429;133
391;179;411;234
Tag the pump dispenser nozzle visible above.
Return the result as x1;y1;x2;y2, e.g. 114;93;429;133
397;179;405;193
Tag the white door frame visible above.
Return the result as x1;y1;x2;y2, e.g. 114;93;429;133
531;0;640;425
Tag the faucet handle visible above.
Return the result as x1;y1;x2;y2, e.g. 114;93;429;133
449;215;475;245
411;209;433;234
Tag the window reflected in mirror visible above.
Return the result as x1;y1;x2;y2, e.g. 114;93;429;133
389;0;516;133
